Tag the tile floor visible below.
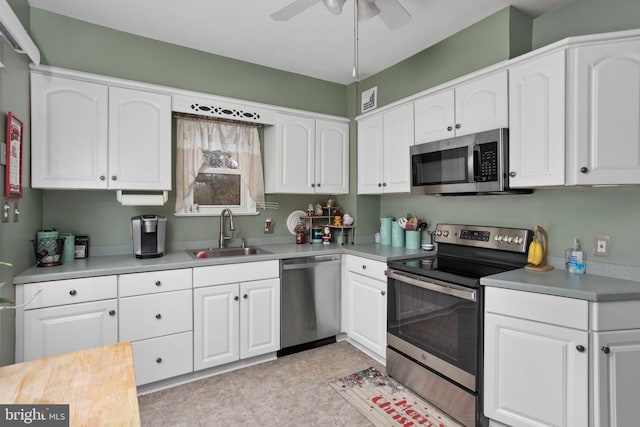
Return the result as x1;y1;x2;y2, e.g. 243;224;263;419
138;341;385;426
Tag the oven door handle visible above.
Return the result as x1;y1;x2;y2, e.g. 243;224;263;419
386;269;477;302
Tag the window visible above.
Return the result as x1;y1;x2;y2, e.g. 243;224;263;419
175;117;264;216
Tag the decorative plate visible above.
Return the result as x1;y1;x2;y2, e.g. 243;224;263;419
286;210;307;235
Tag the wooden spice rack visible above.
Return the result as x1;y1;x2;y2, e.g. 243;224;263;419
302;206;355;245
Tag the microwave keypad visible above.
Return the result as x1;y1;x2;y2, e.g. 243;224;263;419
479;150;498;181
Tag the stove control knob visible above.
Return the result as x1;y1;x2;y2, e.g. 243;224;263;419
506;236;514;243
442;230;449;237
495;235;503;242
436;230;442;236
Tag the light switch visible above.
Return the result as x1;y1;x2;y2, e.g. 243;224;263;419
2;200;9;223
13;202;19;223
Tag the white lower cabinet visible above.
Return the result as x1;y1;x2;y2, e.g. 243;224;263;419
193;261;280;371
118;269;193;386
484;287;589;427
345;255;387;360
19;276;118;361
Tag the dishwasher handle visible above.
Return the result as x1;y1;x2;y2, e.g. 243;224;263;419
281;256;341;270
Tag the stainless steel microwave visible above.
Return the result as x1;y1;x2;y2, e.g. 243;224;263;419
410;128;520;195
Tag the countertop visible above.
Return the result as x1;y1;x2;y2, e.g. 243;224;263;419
13;242;427;284
0;342;140;427
481;268;640;302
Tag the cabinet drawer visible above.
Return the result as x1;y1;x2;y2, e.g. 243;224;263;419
131;331;193;386
120;290;192;341
119;268;191;297
590;300;640;331
485;287;588;330
23;276;117;310
347;255;387;281
193;260;279;287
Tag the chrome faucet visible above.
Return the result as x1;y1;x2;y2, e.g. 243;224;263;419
219;208;235;248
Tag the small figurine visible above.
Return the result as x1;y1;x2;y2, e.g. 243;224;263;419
307;203;314;216
322;225;331;244
334;215;342;226
343;213;354;225
327;198;334;208
314;203;323;216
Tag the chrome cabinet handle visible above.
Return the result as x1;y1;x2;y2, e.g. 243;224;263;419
576;345;585;352
602;346;611;354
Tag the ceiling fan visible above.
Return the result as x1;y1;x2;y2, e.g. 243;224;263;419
271;0;411;30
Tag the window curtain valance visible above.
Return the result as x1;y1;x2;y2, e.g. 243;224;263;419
175;116;265;213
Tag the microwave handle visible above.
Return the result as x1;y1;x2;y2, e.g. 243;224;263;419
472;144;481;182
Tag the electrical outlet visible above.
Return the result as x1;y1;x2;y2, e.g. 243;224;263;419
595;235;610;256
1;200;9;223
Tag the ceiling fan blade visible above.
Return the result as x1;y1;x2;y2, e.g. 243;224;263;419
376;0;411;30
271;0;322;21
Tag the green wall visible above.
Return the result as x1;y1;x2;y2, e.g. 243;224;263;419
0;0;43;366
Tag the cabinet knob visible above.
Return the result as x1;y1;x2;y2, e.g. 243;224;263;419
455;123;461;129
311;183;315;187
601;346;611;354
381;290;386;296
156;357;162;363
109;310;116;316
69;289;77;296
382;183;387;187
509;171;517;178
447;126;453;132
243;294;248;299
234;296;239;301
362;265;367;270
111;175;117;181
576;344;585;352
155;280;161;287
99;175;106;181
378;183;382;187
155;313;162;319
580;167;589;174
317;183;321;187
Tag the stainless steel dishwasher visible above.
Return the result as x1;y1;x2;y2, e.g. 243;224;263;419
279;255;341;353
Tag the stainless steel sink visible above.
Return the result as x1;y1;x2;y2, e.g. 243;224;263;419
187;246;269;259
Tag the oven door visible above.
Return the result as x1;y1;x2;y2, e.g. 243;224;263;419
386;268;480;391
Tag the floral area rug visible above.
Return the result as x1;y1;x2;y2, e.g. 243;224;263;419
330;367;463;427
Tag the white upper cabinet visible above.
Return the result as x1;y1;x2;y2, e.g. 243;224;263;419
264;113;349;194
568;39;640;185
31;72;172;190
508;50;566;187
414;70;508;144
31;74;109;189
357;103;413;194
108;86;172;190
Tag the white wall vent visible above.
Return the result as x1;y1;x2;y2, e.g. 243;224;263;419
361;86;377;113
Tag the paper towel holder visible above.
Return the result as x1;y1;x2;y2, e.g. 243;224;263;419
116;190;168;206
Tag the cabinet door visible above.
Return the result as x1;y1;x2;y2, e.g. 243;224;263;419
270;114;316;193
455;70;508;136
23;299;118;361
240;278;280;359
484;312;588;427
593;330;640;427
315;119;349;194
383;104;414;193
357;114;384;194
509;51;566;187
570;40;640;185
346;271;387;359
108;87;172;190
193;284;239;370
31;73;109;189
414;90;455;143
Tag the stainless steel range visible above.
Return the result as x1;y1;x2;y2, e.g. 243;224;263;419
386;224;532;427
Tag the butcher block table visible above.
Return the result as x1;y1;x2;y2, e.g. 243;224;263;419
0;342;140;426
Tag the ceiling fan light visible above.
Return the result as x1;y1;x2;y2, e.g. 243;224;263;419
357;0;380;22
322;0;346;15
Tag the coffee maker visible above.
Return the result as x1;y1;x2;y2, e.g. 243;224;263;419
131;215;166;258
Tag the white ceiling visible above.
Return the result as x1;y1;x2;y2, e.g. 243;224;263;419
27;0;576;85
